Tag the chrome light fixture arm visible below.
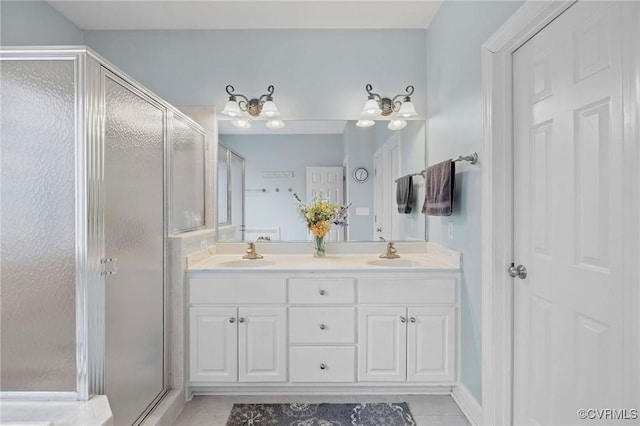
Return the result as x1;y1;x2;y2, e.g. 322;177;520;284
391;85;415;111
365;84;383;103
225;84;249;103
225;84;277;117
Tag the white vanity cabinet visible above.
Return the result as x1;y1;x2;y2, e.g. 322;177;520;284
188;276;287;384
358;306;456;382
357;276;458;383
288;278;357;383
187;268;459;394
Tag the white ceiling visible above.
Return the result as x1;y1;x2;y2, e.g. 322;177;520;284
47;1;443;30
218;120;347;135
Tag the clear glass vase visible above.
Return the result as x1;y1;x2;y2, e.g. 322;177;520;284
313;235;326;257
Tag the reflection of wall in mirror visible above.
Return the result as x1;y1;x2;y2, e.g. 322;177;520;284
373;121;427;241
222;134;344;241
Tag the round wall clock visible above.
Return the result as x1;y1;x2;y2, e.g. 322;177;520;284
353;167;369;183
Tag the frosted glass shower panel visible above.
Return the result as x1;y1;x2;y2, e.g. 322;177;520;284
171;116;205;233
218;146;229;225
0;60;77;391
230;152;245;241
104;75;165;425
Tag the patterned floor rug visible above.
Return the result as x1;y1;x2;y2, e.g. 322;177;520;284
226;402;416;426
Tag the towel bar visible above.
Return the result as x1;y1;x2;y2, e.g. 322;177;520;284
395;152;478;183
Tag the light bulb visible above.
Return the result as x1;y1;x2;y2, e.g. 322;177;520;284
261;100;280;117
266;119;285;129
398;100;417;117
231;119;251;129
356;120;375;128
387;119;407;130
221;99;241;117
362;98;381;116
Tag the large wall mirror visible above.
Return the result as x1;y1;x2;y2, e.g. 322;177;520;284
216;119;427;242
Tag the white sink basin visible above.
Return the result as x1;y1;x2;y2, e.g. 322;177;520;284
366;259;420;267
218;259;276;268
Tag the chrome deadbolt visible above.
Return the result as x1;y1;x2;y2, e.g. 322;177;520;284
508;263;527;279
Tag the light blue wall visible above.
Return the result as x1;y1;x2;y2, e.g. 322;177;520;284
0;1;83;46
425;1;524;403
84;29;427;120
343;122;375;240
221;133;344;241
373;121;427;240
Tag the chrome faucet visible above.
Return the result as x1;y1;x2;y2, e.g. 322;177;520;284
379;241;400;259
242;242;263;260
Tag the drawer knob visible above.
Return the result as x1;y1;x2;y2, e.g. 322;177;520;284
400;316;407;323
319;324;327;330
229;317;236;323
320;363;327;370
410;317;416;323
319;289;326;296
238;317;245;323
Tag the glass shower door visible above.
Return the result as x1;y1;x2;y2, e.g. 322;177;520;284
104;73;165;425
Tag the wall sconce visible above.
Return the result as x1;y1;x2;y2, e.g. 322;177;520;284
357;84;417;130
221;84;284;129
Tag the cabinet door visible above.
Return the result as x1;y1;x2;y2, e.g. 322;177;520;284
189;307;237;382
358;307;407;381
238;307;287;382
407;307;456;382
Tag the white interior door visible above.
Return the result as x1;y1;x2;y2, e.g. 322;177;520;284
513;2;628;425
372;137;400;241
306;166;345;241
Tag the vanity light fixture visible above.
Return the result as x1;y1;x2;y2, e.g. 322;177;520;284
356;84;417;130
222;84;285;130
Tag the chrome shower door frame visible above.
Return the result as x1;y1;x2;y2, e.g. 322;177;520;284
0;48;90;402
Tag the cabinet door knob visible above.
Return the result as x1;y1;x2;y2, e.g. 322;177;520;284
410;317;416;323
229;317;236;323
238;317;245;323
319;289;326;296
319;324;326;330
319;363;327;370
400;316;407;323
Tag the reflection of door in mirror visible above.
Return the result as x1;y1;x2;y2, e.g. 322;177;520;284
217;143;245;241
373;136;400;241
306;167;345;242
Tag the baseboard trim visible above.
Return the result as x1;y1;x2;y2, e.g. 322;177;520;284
452;384;482;426
141;389;185;426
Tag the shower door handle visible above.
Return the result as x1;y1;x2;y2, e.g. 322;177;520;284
101;257;118;276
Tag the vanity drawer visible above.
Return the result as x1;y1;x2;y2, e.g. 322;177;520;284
358;277;457;305
290;346;356;382
290;307;355;344
289;278;356;304
189;276;287;304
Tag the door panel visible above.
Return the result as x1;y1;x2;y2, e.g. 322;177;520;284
407;307;455;382
104;73;165;425
513;3;625;424
238;307;287;382
358;307;406;382
189;307;237;382
306;166;345;241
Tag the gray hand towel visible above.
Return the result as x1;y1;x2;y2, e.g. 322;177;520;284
396;175;414;214
422;160;455;216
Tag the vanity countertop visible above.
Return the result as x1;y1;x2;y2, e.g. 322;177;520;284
188;252;459;273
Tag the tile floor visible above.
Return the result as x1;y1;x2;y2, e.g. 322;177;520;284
173;394;471;426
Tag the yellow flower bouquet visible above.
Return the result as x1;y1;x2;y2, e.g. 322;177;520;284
294;192;350;256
